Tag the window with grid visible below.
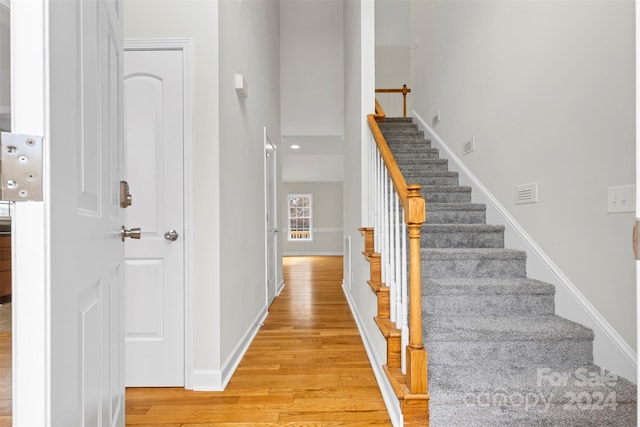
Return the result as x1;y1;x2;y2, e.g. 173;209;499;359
287;194;312;241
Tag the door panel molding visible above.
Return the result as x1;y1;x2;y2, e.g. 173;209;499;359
124;38;194;389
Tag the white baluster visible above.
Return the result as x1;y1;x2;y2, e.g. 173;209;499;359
401;218;408;375
394;190;402;330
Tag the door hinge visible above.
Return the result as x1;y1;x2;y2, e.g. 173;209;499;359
0;131;44;201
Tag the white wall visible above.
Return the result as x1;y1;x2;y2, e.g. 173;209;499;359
343;0;402;423
411;0;636;356
282;154;344;182
218;0;281;378
281;0;344;137
375;46;411;117
375;0;412;119
125;0;282;389
125;0;223;380
375;0;410;47
282;182;343;255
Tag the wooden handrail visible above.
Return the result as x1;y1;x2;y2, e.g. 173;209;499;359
375;84;411;117
367;110;427;396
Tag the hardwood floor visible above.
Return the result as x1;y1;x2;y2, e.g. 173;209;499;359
0;257;391;425
126;255;392;426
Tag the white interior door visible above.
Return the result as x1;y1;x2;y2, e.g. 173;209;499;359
265;130;278;306
124;47;185;386
12;0;125;424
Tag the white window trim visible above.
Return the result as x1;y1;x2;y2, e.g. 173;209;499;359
287;193;313;242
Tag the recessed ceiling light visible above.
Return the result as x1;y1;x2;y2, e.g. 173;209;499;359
290;144;300;150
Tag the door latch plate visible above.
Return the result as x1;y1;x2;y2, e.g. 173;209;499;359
0;132;44;202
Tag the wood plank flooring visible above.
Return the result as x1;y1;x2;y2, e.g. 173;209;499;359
126;255;392;426
0;256;391;425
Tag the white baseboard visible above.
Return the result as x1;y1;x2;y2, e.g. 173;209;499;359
276;279;285;297
413;110;638;383
191;306;268;391
191;369;223;391
342;281;403;427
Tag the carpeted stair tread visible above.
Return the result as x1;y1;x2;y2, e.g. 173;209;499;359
378;122;419;130
385;137;431;146
422;224;505;248
423;224;505;233
393;149;440;158
420;186;472;203
427;202;485;211
428;363;637;426
399;161;450;173
387;140;432;149
405;171;459;187
422;185;471;193
428;364;637;403
422;248;527;278
424;277;555;295
422;247;527;260
426;203;487;224
381;117;413;123
424;315;594;342
407;177;459;187
424;278;556;316
395;154;441;162
429;402;637;427
379;128;423;137
404;171;458;179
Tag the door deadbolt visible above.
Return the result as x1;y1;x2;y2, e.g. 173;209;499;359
121;226;142;241
120;180;133;208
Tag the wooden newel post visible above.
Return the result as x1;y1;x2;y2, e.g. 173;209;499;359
402;84;410;118
405;184;428;394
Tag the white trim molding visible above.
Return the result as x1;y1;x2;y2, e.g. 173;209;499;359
276;279;285;297
124;38;196;389
413;110;638;383
192;306;268;391
342;282;402;427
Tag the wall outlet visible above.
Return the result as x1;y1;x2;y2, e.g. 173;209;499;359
607;185;635;213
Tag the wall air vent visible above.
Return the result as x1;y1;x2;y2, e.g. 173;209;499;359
515;182;538;205
462;137;475;155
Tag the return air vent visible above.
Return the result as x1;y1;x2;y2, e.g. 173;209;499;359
515;182;538;205
462;137;475;155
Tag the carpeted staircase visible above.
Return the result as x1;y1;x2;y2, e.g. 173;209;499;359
378;117;637;426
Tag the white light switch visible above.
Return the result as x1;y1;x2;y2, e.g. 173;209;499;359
607;185;635;213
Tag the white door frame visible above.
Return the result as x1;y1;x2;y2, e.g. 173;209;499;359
635;0;640;404
124;38;195;389
264;127;278;306
12;1;49;423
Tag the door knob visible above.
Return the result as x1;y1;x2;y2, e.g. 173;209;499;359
164;230;179;241
121;226;142;241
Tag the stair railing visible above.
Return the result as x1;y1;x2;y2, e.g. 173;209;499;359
367;101;427;395
375;84;412;117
